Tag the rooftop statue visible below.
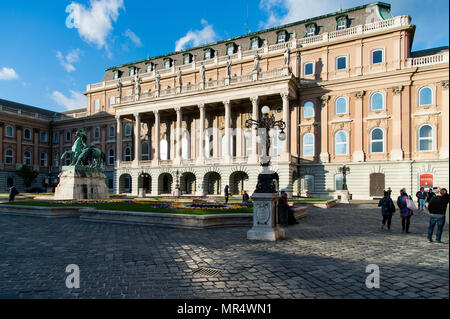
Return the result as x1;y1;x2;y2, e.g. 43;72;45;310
61;130;106;169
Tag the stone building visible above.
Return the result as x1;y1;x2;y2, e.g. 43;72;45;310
1;2;448;198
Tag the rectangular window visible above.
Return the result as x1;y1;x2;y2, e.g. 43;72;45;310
164;60;171;69
371;49;383;64
304;62;314;76
251;39;259;50
109;96;115;106
184;55;190;64
336;56;347;70
277;33;286;43
53;132;59;143
227;46;234;55
204;50;211;60
306;26;315;37
94;99;100;111
146;64;153;72
40;132;48;142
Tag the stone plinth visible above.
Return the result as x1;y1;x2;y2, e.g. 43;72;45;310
54;166;110;200
247;192;285;241
336;190;351;204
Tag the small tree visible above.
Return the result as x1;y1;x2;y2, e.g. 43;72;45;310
16;165;39;188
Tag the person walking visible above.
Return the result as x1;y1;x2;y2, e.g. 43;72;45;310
397;188;413;233
416;187;427;212
224;185;229;204
426;188;436;209
427;188;449;243
378;190;395;230
242;191;249;204
386;187;392;198
8;185;18;202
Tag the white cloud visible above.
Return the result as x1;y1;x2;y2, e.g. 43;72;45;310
259;0;359;28
57;49;82;72
0;67;19;80
51;90;86;110
65;0;124;50
123;29;142;47
175;19;217;52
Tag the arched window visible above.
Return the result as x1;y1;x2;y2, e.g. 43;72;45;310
419;87;433;106
5;148;14;164
335;130;348;155
40;152;48;167
94;127;100;139
65;131;71;142
371;92;384;111
123;146;132;161
109;125;115;138
335;97;347;114
160;139;168;160
23;128;32;140
108;148;115;165
64;153;71;166
370;128;384;153
418;124;433;151
302;133;315;157
124;123;132;136
23;150;32;166
54;152;59;167
303;101;315;118
5;125;14;138
141;141;150;160
220;134;233;157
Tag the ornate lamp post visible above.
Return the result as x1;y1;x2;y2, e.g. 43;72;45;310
245;106;287;241
337;165;351;203
175;170;181;197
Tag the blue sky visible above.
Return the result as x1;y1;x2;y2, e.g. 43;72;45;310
0;0;448;112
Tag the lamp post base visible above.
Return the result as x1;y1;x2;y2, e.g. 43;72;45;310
247;192;285;241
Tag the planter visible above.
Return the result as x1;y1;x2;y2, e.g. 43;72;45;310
0;204;81;218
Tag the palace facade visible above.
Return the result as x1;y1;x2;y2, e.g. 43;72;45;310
1;2;448;199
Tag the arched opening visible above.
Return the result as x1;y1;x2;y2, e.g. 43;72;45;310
180;172;196;195
203;172;221;195
158;173;173;194
119;174;132;194
138;173;151;194
229;171;249;195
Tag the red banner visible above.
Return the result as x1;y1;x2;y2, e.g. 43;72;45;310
419;174;433;187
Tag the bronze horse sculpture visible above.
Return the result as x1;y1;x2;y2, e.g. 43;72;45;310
61;130;106;168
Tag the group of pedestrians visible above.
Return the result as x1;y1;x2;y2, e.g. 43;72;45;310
378;186;449;243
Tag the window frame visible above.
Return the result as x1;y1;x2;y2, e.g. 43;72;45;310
23;128;32;140
276;30;287;44
141;141;150;160
5;148;14;165
94;99;100;111
53;132;59;143
5;125;14;138
40;131;48;143
418;124;434;152
109;125;115;138
250;37;260;50
335;97;348;115
371;49;384;65
418;86;433;107
336;55;348;70
303;101;315;118
370;92;385;111
306;24;316;37
93;127;100;140
370;127;385;154
124;123;132;137
334;130;348;155
40;152;48;167
23;150;32;166
337;17;347;30
109;96;115;106
123;146;132;161
108;148;115;166
65;131;71;142
302;133;315;157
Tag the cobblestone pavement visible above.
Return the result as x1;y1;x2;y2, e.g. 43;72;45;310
0;201;448;299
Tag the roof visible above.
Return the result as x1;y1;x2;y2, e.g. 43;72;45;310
106;2;391;71
0;98;61;117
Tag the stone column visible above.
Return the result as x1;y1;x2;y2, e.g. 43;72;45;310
133;112;141;165
280;92;290;161
153;110;160;165
440;80;449;159
352;91;365;162
391;86;404;160
100;125;106;153
16;126;22;167
319;96;330;163
224;100;232;163
249;96;259;163
175;107;182;164
197;104;205;164
115;116;122;165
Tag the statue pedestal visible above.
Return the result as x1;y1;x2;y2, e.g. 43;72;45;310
54;166;110;200
336;190;351;204
247;192;285;241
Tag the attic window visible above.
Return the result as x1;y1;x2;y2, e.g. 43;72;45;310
164;58;172;69
277;30;288;43
183;53;192;64
129;67;135;76
226;43;236;55
113;70;120;79
306;24;316;37
337;16;348;30
250;37;260;50
145;62;154;73
204;48;214;60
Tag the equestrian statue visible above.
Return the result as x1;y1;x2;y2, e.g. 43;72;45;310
61;130;106;169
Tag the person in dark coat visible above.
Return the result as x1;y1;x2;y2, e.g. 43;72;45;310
427;188;449;243
397;188;413;233
224;185;229;204
416;187;427;212
242;191;249;204
426;188;436;208
378;190;395;230
8;185;18;202
280;191;298;225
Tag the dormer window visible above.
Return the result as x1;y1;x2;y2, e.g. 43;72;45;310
337;16;348;30
277;30;288;43
250;37;260;50
145;62;154;73
183;53;192;65
164;58;172;69
226;43;236;55
113;70;120;79
129;66;135;76
204;48;214;60
306;24;316;37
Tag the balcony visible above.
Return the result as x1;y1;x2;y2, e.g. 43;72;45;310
408;51;449;67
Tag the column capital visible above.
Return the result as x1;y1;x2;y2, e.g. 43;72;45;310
175;106;181;113
198;103;205;110
280;91;289;100
391;86;404;95
250;96;259;105
115;115;121;120
354;91;365;99
133;112;140;119
320;95;330;106
223;99;231;106
153;109;159;116
441;80;449;89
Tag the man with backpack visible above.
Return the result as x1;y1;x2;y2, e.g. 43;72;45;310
378;190;395;230
427;188;449;243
